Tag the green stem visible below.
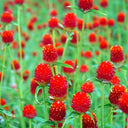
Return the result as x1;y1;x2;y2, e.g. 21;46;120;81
0;45;7;100
55;122;58;128
127;116;128;128
110;107;113;126
52;29;55;47
123;114;126;128
101;82;104;128
80;114;83;128
50;65;55;76
29;119;32;128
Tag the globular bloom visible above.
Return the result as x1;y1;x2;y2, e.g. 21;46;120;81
63;1;71;10
88;33;96;43
57;47;64;57
42;33;53;46
10;60;20;72
43;44;58;64
17;50;25;59
78;0;93;12
109;84;126;105
81;81;94;93
1;11;12;24
100;0;108;8
110;45;124;64
77;18;86;31
118;92;128;114
108;19;114;27
50;9;57;17
70;31;80;45
60;34;67;44
14;0;24;5
63;13;77;31
99;39;108;50
84;51;92;59
62;60;75;75
30;78;42;96
49;75;68;101
82;113;98;128
80;64;88;73
34;63;52;86
99;17;107;27
49;101;66;121
111;76;120;85
48;17;58;29
96;61;115;82
71;92;90;113
23;70;30;81
117;12;125;23
2;30;13;43
23;105;36;119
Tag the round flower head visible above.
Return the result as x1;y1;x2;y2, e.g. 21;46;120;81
49;75;68;101
100;0;108;8
89;33;96;43
77;18;86;31
57;47;64;57
111;76;120;85
10;60;20;72
43;44;58;64
71;92;90;113
34;63;52;86
96;61;115;82
118;92;128;114
81;81;94;93
50;9;57;17
117;12;125;24
49;101;66;121
63;13;77;31
109;84;126;105
108;19;114;27
78;0;93;12
23;105;36;119
100;17;107;27
99;39;108;50
70;31;80;46
2;30;13;43
1;11;12;24
42;33;53;46
82;113;97;128
84;51;92;59
23;70;30;81
62;60;75;75
48;17;58;29
63;1;71;10
15;0;24;5
80;64;88;73
60;34;67;44
110;45;124;67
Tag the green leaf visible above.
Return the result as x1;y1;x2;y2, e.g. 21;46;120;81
89;9;107;16
55;62;73;68
58;23;64;29
0;109;12;117
35;86;43;105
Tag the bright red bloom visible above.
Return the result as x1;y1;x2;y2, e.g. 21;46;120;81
77;18;86;31
82;113;97;128
63;13;77;30
1;11;12;23
17;50;25;59
111;76;120;85
30;78;42;96
71;92;90;113
84;51;92;59
50;9;57;17
118;92;128;114
100;0;108;8
63;1;71;9
14;0;24;5
80;64;88;73
27;21;34;31
34;63;52;86
49;101;66;121
70;31;80;45
23;70;30;81
81;81;94;93
23;105;36;119
95;50;100;56
100;17;107;27
60;34;67;44
89;33;96;43
49;75;67;101
117;12;125;23
10;60;20;71
62;60;75;75
92;20;100;28
48;17;58;29
96;61;115;82
2;30;13;43
0;98;6;105
57;47;64;57
43;44;58;64
100;39;108;50
78;0;93;11
110;45;124;63
108;19;114;27
42;33;53;46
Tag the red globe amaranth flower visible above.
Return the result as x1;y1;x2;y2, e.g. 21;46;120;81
92;5;99;10
0;72;5;81
71;92;90;113
1;11;12;24
92;20;100;28
80;64;88;73
60;34;67;44
95;50;100;56
2;30;13;43
100;17;107;27
27;21;34;31
70;31;80;45
20;41;25;48
63;1;71;10
50;9;57;17
49;101;66;121
57;47;64;57
15;0;24;5
82;113;98;128
0;98;6;105
49;75;67;101
81;81;94;93
30;78;42;95
110;45;124;64
117;12;125;24
78;0;93;11
84;51;92;59
43;44;58;64
108;19;114;27
99;39;108;50
111;76;120;85
62;60;75;75
42;33;53;46
34;63;52;86
63;13;77;31
109;84;126;105
89;33;96;43
23;70;30;81
100;0;108;8
17;50;25;59
23;105;36;119
96;61;115;82
77;18;86;31
118;92;128;114
48;17;58;29
10;60;20;71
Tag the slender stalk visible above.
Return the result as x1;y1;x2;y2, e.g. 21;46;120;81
0;45;7;100
29;119;32;128
127;116;128;128
55;122;58;128
101;82;104;128
52;29;55;47
110;107;113;126
80;114;83;128
123;114;126;128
